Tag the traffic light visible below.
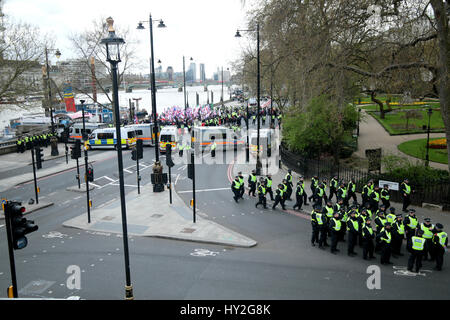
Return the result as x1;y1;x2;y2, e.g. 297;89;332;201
35;147;44;169
131;140;143;161
187;151;194;180
166;144;175;168
6;201;38;250
136;139;143;159
71;140;81;159
86;165;94;182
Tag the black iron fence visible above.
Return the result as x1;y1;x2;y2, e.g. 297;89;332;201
280;145;450;210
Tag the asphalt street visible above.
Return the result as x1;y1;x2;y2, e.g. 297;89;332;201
0;117;449;300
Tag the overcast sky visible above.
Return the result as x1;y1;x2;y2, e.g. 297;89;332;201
3;0;260;78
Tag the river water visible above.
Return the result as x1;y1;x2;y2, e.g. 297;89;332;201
0;84;233;132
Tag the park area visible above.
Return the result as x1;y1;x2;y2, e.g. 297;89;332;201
398;138;448;165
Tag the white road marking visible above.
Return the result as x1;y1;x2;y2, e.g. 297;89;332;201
190;249;220;257
177;187;230;194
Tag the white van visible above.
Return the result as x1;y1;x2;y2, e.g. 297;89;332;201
159;126;179;153
87;127;137;150
192;126;245;152
250;129;272;157
126;123;155;146
68;122;108;143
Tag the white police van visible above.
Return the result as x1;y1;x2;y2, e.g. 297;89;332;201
87;127;137;150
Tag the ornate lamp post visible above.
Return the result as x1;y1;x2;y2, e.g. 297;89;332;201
137;14;166;192
235;23;262;174
101;17;133;300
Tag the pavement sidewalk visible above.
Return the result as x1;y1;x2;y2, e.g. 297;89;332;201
231;162;450;227
62;183;257;248
356;109;448;171
0;144;118;193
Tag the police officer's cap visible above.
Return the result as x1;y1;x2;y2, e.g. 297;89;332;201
424;218;431;222
417;229;424;236
389;207;396;213
396;214;402;218
385;222;392;227
436;223;444;229
409;208;416;213
380;204;385;208
314;206;322;212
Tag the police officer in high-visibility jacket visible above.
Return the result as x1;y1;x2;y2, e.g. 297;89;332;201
420;218;434;261
238;172;245;199
386;207;396;225
347;177;357;203
347;210;359;256
265;174;274;201
308;175;319;202
310;205;321;246
231;176;241;203
211;139;217;158
362;218;375;260
328;175;338;202
380;184;391;210
272;184;286;211
432;223;448;271
400;178;412;212
255;177;267;209
285;170;293;201
293;178;305;211
377;222;393;265
407;229;426;273
391;214;405;257
329;211;341;254
404;208;419;247
248;170;257;197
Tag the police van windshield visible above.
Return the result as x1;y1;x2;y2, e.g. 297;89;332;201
160;135;174;142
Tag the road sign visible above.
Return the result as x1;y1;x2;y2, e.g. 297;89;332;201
379;180;399;191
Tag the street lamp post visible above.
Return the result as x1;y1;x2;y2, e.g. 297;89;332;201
137;14;166;192
101;17;133;300
183;56;193;122
425;107;433;167
44;47;61;136
80;99;91;224
357;108;361;136
235;23;262;174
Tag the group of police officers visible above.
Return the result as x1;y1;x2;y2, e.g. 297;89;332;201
231;170;448;273
15;132;57;153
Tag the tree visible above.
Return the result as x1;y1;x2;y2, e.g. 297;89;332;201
241;0;450;170
69;17;139;112
0;16;53;110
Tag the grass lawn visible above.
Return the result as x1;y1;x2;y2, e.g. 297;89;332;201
369;109;445;135
358;102;440;111
398;138;448;164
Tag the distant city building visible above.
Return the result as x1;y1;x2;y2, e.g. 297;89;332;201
166;66;174;81
54;58;107;91
186;62;196;82
199;63;206;82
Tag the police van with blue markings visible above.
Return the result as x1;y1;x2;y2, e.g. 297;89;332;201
87;127;137;150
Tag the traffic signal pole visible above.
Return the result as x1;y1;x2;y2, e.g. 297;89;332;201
4;203;19;298
82;103;91;223
31;149;39;204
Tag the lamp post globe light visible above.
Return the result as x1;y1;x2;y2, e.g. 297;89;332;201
100;17;133;300
137;14;166;192
235;23;262;175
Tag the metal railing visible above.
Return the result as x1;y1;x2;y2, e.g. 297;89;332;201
280;145;450;210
